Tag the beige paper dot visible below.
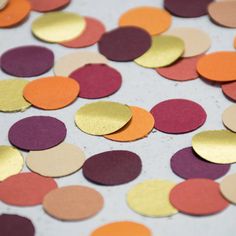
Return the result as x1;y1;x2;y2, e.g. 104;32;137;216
220;173;236;204
222;104;236;132
0;0;8;10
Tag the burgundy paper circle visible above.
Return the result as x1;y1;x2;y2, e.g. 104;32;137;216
8;116;66;151
0;214;35;236
69;63;122;99
83;150;142;185
98;26;151;62
164;0;214;18
171;147;230;179
0;46;54;77
150;99;207;134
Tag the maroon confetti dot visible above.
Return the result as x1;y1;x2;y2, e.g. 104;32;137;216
98;26;151;62
83;150;142;186
150;99;207;134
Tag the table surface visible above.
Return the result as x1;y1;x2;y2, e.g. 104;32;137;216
0;0;235;235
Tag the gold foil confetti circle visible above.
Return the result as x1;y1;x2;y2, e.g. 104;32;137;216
134;35;184;68
32;12;86;43
127;179;178;217
220;173;236;204
75;101;132;136
0;79;31;112
192;130;236;164
222;104;236;132
0;145;24;181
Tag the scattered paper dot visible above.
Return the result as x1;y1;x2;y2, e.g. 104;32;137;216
0;0;8;10
220;173;236;204
222;104;236;132
29;0;70;12
222;81;236;101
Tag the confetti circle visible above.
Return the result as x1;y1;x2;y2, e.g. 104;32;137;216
54;51;108;76
197;52;236;82
166;28;211;57
156;55;202;81
0;79;31;112
192;130;236;164
171;147;230;180
75;101;132;136
0;45;54;77
98;26;151;62
69;64;122;99
26;143;85;177
150;99;206;134
164;0;213;18
119;6;172;35
127;179;177;217
0;214;35;236
208;1;236;28
32;12;86;43
8;116;67;151
0;0;8;10
0;0;31;28
23;76;79;110
91;221;152;236
0;145;23;181
222;104;236;132
83;150;142;185
222;81;236;101
220;173;236;204
0;172;57;206
29;0;70;12
60;16;105;48
134;35;184;68
43;185;104;221
170;179;229;215
105;106;154;142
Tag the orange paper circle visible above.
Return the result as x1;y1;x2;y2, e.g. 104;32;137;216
91;221;152;236
119;6;172;35
0;0;31;28
105;106;154;142
197;51;236;82
234;37;236;49
23;76;80;110
60;16;105;48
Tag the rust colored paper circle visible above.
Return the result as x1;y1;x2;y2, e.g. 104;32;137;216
164;0;213;18
82;150;142;185
0;0;31;28
220;173;236;204
105;106;154;142
60;16;105;48
69;63;122;99
23;76;79;110
197;52;236;82
0;172;57;206
222;81;236;101
30;0;70;12
150;99;206;134
208;2;236;28
98;26;151;62
43;185;104;221
91;221;152;236
170;179;229;215
8;116;67;151
119;6;172;35
0;214;35;236
156;55;202;81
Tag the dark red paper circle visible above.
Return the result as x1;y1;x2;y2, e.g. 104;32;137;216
171;147;230;179
69;63;122;99
8;116;67;151
83;150;142;185
98;26;151;62
164;0;213;18
0;214;35;236
0;46;54;77
150;99;206;134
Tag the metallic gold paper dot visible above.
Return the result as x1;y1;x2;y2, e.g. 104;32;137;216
134;35;184;68
0;145;24;181
192;130;236;164
0;79;31;112
127;179;178;217
75;101;132;136
32;12;86;43
222;104;236;132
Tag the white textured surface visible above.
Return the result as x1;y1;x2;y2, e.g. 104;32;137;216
0;0;235;235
